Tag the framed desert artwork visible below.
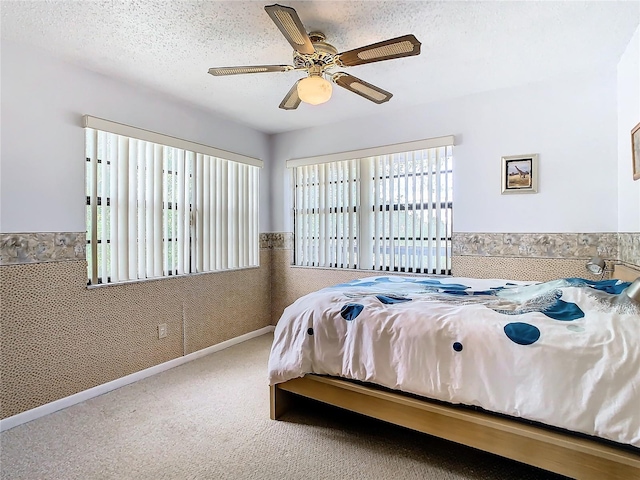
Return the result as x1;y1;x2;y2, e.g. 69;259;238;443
632;122;640;181
501;154;538;194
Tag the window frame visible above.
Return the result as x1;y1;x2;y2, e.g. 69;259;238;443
84;116;262;287
290;137;454;275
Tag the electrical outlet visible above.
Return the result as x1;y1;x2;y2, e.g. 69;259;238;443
158;323;168;339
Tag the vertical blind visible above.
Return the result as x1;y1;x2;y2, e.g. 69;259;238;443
85;126;260;285
293;144;453;274
294;160;360;269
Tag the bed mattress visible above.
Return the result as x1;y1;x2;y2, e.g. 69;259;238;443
268;275;640;447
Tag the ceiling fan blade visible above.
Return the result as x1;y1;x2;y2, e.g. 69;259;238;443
208;65;294;76
279;80;302;110
336;34;421;67
264;4;315;55
332;73;393;104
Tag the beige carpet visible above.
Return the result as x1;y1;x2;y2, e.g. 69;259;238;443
1;334;567;480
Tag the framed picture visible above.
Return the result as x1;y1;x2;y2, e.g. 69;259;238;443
501;154;538;194
632;122;640;181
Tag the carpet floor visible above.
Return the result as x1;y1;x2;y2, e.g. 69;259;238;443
1;333;568;480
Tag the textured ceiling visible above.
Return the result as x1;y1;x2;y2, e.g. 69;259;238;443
2;1;639;134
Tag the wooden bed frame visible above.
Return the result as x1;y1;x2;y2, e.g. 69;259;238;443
270;265;640;480
270;376;639;480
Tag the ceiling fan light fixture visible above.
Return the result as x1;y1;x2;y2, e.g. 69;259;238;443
209;6;421;110
297;76;332;105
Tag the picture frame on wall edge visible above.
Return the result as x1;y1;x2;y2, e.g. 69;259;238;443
632;121;640;181
501;154;538;194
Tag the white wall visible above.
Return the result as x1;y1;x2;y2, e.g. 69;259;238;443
270;72;618;233
0;41;271;233
617;25;640;232
4;41;622;237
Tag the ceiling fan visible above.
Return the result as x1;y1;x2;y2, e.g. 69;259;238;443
208;4;421;110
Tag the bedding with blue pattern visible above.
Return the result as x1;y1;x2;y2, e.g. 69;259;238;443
268;275;640;447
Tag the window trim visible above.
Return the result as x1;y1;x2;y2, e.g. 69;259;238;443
83;115;263;168
85;264;261;289
286;135;455;168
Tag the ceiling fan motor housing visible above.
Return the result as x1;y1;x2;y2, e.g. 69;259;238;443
293;32;338;72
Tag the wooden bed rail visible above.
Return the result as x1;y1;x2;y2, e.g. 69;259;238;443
271;375;640;480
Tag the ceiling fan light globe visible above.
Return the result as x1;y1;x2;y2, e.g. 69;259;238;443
297;76;332;105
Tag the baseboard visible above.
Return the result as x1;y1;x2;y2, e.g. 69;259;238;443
0;325;275;432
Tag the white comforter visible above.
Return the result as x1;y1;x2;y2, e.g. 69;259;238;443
268;275;640;447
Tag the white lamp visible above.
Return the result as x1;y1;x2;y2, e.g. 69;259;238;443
625;278;640;303
297;75;332;105
586;257;606;276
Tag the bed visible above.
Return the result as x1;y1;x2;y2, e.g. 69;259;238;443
268;265;640;480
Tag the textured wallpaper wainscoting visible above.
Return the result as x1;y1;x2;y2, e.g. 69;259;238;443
0;232;86;265
451;233;619;259
0;233;270;419
451;232;620;281
2;231;637;419
451;256;608;282
266;231;639;324
619;232;640;269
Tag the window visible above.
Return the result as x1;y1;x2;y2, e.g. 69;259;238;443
291;138;453;275
84;116;261;285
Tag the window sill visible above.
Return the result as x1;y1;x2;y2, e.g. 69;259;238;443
86;264;261;289
289;264;451;277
